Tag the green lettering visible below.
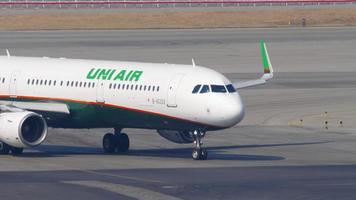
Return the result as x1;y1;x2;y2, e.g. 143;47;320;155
108;69;116;80
125;70;133;81
98;69;111;80
129;71;143;81
89;68;143;82
86;68;100;79
114;70;126;81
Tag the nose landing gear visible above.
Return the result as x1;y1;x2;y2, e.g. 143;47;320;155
102;128;130;154
192;130;208;160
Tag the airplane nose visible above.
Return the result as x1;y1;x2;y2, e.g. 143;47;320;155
221;94;245;127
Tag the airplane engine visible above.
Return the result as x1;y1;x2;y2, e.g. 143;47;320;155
157;130;194;144
0;111;47;148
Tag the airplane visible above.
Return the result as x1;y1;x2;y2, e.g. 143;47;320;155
0;41;273;160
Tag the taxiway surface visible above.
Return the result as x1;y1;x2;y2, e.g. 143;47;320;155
0;28;356;199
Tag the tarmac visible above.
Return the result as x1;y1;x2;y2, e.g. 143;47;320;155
1;27;356;199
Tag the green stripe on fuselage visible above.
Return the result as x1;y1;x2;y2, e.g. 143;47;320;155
0;97;218;131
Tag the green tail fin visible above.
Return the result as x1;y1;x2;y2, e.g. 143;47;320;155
260;40;273;74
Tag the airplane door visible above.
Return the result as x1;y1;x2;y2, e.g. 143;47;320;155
96;80;105;103
9;71;20;98
167;74;184;108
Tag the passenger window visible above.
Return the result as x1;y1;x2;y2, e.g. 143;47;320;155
226;84;236;93
157;86;160;92
211;85;227;93
32;79;35;85
192;85;201;94
109;83;112;89
148;86;151;91
49;80;52;86
152;86;155;91
135;85;138;90
79;82;82;87
54;80;56;86
200;85;210;93
83;82;86;87
131;85;134;90
40;80;43;85
126;84;130;90
144;85;147;91
117;84;121;89
139;85;142;91
27;79;30;85
92;83;95;88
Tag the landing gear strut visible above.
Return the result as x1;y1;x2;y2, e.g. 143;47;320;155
102;128;130;154
192;130;208;160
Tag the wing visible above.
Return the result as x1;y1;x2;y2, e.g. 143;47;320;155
0;100;70;122
233;41;274;89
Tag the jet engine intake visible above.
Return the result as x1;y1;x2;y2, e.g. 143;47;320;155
0;111;47;148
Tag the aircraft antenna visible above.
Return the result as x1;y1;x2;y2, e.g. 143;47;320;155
6;49;10;57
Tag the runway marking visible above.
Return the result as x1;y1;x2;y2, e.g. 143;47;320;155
162;185;180;189
63;180;183;200
80;169;164;184
12;155;164;184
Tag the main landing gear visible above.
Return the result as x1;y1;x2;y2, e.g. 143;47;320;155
0;141;24;156
192;130;208;160
102;128;130;154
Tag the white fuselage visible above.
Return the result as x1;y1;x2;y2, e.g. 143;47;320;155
0;56;244;130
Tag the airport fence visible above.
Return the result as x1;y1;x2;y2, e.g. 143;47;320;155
0;0;355;8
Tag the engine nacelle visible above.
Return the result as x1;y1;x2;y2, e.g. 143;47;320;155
0;111;47;148
157;130;194;144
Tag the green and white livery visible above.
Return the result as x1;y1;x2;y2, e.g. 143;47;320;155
0;41;273;160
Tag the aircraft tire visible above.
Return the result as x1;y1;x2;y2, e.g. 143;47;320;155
116;133;130;153
103;133;116;153
192;149;208;160
200;149;208;160
192;149;201;160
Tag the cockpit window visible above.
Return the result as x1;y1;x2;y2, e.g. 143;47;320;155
192;84;201;94
200;85;210;93
211;85;227;93
226;84;236;93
